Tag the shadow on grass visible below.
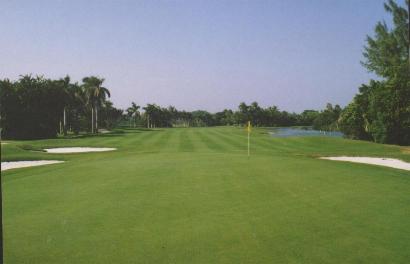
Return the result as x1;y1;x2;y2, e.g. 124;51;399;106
58;127;165;139
18;144;46;152
121;127;163;132
3;127;165;143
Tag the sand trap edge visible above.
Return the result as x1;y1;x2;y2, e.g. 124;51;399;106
44;147;116;153
2;160;64;171
320;157;410;171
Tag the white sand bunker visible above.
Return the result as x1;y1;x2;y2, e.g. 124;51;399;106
2;160;64;171
98;129;111;134
320;157;410;171
44;147;116;153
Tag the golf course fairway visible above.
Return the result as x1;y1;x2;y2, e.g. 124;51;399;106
2;127;410;263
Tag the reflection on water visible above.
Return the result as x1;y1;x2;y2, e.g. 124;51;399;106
269;127;343;137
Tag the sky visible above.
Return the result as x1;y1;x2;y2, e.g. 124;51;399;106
0;0;399;112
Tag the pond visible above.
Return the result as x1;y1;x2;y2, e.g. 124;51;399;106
268;127;343;138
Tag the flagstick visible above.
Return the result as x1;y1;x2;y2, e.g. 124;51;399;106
247;129;250;157
247;121;250;157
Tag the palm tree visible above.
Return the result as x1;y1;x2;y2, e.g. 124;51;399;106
143;104;160;128
58;75;72;136
82;76;110;133
94;87;111;133
126;108;134;127
126;102;140;127
70;82;86;134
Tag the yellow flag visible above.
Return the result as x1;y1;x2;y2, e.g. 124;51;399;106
247;121;251;133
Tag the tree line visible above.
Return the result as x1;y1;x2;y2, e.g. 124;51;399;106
123;0;410;146
338;0;410;145
1;1;408;146
0;75;122;139
124;101;341;130
0;74;340;140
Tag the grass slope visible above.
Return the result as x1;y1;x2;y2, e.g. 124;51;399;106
2;127;410;263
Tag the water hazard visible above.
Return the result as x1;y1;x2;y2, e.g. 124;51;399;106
269;127;343;137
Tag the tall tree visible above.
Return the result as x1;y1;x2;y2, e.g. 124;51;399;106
340;0;410;144
363;0;409;79
126;102;140;127
82;76;110;133
143;104;161;128
57;75;72;135
238;102;250;124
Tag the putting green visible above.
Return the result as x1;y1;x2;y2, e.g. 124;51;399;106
2;127;410;263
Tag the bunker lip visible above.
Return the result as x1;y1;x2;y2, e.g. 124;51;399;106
2;160;64;171
320;156;410;171
44;147;116;153
98;129;111;134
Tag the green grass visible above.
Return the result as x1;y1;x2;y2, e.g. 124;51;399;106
2;127;410;263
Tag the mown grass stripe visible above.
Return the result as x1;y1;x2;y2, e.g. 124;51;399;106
159;128;179;153
253;136;305;154
188;128;211;153
221;128;299;155
195;128;227;152
4;126;410;263
150;129;172;152
178;129;194;152
123;130;156;151
209;128;246;151
212;127;286;155
132;129;165;153
201;128;239;152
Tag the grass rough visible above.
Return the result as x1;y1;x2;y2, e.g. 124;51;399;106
2;127;410;263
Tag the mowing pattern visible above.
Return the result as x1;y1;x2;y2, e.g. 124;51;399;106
4;127;406;159
2;127;410;264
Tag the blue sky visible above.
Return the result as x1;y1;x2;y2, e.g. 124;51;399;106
0;0;398;112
